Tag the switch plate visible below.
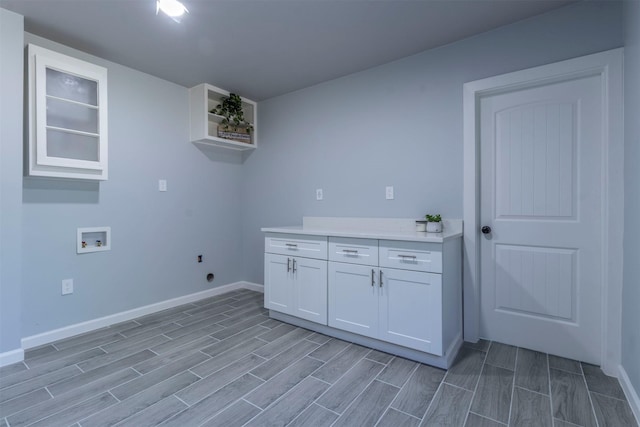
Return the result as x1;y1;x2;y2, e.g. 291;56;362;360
62;279;73;295
385;186;394;200
316;188;323;200
158;179;167;192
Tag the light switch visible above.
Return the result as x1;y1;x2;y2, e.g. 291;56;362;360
62;279;73;295
316;188;323;200
385;186;394;200
158;179;167;192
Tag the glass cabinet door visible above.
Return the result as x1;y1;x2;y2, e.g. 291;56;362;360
28;44;108;180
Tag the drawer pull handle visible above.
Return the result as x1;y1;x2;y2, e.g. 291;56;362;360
285;243;298;248
287;257;291;272
379;270;383;288
398;254;417;260
342;249;359;254
371;269;375;287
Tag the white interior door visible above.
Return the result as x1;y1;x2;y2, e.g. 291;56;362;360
479;74;603;364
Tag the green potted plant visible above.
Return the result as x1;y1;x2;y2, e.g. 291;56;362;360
210;93;253;140
425;214;443;233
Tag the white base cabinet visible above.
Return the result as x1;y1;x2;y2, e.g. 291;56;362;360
328;239;446;355
264;235;328;325
263;230;462;367
328;266;443;354
264;254;327;325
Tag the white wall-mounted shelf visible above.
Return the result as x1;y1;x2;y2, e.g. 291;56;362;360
77;227;111;253
189;83;257;151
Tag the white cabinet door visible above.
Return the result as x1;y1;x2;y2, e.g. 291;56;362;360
328;262;378;338
379;268;443;355
264;253;293;315
265;254;327;325
293;257;328;324
28;44;108;180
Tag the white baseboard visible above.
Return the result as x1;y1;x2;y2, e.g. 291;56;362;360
238;281;264;293
21;281;264;351
619;365;640;425
0;348;24;367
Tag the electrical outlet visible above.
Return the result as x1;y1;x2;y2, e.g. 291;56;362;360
197;255;203;263
158;179;167;192
385;186;394;200
316;188;323;200
61;279;73;295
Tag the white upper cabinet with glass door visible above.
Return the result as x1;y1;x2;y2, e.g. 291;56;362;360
27;44;108;180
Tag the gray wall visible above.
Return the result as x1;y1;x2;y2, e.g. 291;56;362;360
0;9;24;354
623;0;640;401
241;1;624;283
18;34;245;337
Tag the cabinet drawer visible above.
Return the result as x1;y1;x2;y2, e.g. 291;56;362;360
265;233;328;260
379;240;442;273
329;237;378;266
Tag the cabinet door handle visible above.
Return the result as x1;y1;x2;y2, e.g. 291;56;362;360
379;270;383;288
292;258;297;273
287;257;291;272
371;269;375;287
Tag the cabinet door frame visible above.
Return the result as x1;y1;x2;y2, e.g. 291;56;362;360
264;253;294;315
328;262;379;338
292;257;328;324
28;44;108;180
378;268;443;355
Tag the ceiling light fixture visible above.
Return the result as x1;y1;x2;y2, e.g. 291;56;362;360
156;0;188;22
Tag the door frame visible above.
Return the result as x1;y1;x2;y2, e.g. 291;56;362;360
462;48;624;375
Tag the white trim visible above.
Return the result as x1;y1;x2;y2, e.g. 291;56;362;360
619;365;640;425
463;48;624;374
0;348;24;367
463;76;481;342
238;281;264;293
21;281;263;350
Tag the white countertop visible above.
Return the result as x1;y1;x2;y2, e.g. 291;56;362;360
262;217;463;243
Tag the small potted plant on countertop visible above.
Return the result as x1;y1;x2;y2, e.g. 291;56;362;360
425;214;443;233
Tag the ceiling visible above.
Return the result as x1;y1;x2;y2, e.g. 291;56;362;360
1;0;576;101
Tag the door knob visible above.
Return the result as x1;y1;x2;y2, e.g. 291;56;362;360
481;226;492;234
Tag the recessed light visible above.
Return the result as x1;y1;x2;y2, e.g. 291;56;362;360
156;0;188;22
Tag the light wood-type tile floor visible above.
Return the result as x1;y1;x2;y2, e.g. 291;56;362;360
0;289;636;426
